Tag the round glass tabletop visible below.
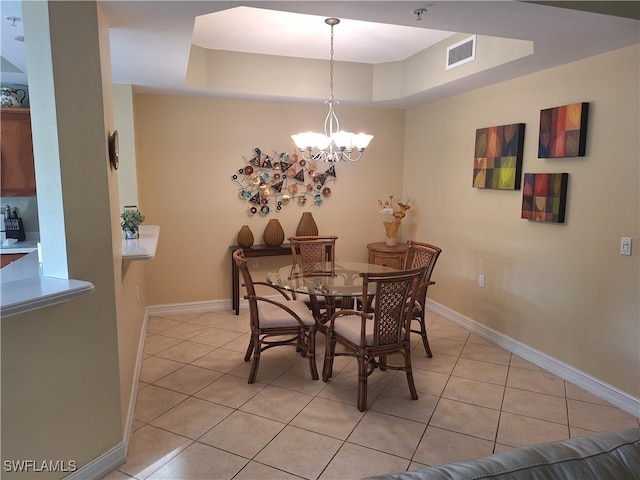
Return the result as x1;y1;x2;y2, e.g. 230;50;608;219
266;261;396;298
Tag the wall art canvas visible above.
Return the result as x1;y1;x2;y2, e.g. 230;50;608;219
473;123;525;190
538;102;589;158
521;172;569;223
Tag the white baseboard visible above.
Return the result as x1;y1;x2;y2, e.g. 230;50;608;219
147;298;231;316
122;310;150;456
426;299;640;418
64;442;125;480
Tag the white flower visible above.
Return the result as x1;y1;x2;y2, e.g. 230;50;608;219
379;207;395;222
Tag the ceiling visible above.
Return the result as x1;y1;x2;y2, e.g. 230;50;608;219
1;1;638;108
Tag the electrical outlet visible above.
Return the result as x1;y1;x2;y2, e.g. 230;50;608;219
620;237;632;256
479;275;485;288
252;258;259;268
136;286;140;303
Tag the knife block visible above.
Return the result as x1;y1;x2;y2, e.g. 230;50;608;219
5;217;26;241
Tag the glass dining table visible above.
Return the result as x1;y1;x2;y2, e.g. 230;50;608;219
265;261;396;326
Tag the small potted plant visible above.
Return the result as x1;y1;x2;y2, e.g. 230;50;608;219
121;205;145;239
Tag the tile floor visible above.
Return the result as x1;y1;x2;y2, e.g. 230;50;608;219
104;309;639;480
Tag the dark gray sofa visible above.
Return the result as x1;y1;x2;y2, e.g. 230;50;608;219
366;428;640;480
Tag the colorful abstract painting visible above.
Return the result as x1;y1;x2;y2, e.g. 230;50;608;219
521;173;569;223
538;102;589;158
473;123;525;190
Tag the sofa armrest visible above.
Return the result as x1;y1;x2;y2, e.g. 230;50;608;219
367;428;640;480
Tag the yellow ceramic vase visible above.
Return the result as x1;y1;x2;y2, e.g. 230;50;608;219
383;221;401;246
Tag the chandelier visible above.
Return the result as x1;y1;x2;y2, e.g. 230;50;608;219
291;18;373;162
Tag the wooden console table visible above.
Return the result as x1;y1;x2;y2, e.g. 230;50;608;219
367;242;409;270
230;243;332;315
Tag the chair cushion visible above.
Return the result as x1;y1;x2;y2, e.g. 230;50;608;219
334;315;374;345
257;300;316;328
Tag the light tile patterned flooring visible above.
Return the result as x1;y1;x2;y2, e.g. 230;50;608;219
104;309;639;480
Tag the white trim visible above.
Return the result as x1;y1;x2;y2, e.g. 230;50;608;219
147;298;231;316
426;299;640;417
122;309;150;455
63;442;125;480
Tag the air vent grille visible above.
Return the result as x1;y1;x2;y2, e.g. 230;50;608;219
446;35;476;69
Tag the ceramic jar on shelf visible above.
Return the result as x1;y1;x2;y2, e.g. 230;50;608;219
263;219;285;246
237;225;254;248
295;212;318;236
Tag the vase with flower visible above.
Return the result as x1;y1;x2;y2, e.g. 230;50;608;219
378;196;411;246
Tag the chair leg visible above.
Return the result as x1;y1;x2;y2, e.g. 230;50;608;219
247;336;261;384
247;348;260;383
322;333;336;381
357;355;369;412
244;333;256;361
404;347;418;400
307;328;319;380
415;313;433;358
296;333;305;354
379;355;387;370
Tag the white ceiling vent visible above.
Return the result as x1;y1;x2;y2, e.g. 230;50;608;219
446;35;476;69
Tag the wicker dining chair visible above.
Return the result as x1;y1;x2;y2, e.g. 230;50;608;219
322;266;425;411
233;249;318;383
405;241;442;357
289;235;338;321
289;235;337;276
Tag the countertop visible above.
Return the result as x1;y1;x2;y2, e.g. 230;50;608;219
0;239;38;254
122;225;160;261
0;231;39;254
1;252;95;318
0;225;159;318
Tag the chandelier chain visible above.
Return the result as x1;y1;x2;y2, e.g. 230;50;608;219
329;23;335;103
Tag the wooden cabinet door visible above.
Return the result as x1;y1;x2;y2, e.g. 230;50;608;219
369;251;404;269
367;242;409;269
1;108;36;196
1;254;26;268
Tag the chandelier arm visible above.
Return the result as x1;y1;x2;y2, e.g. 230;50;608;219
324;103;340;139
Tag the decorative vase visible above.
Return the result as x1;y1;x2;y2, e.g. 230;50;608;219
263;219;285;246
124;227;139;240
237;225;254;247
295;212;318;236
383;221;400;247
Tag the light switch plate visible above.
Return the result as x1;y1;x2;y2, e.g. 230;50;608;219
620;237;632;256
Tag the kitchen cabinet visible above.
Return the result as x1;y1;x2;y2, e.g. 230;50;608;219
1;108;36;196
367;242;409;270
1;253;25;268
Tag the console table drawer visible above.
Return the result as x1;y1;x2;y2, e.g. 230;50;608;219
367;242;408;270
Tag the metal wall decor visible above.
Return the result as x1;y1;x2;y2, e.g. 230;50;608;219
232;148;336;215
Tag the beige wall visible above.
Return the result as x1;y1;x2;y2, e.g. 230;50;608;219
113;84;149;436
403;44;639;397
2;2;126;478
134;95;406;305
